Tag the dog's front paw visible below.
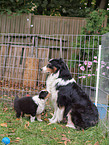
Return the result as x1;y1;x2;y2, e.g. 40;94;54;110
30;116;35;122
48;118;53;122
57;117;63;123
49;118;57;124
37;118;43;122
66;124;76;129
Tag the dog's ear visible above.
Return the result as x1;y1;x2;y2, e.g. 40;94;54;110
58;58;67;69
39;91;48;99
59;58;64;64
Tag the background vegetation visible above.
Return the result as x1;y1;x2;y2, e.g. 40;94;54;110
0;0;109;17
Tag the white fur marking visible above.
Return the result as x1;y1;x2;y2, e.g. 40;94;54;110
32;95;46;114
45;69;76;124
36;114;42;122
66;111;76;129
42;66;47;73
30;116;35;122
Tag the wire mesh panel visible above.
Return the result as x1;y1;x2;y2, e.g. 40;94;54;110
0;33;101;105
97;33;109;133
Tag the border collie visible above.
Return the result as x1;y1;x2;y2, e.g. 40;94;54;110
14;90;49;122
41;58;99;130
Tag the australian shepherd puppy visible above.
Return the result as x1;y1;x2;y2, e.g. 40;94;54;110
41;58;99;130
14;90;49;122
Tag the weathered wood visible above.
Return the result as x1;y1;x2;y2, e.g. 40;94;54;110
37;48;49;84
23;57;39;88
0;45;8;80
0;14;107;35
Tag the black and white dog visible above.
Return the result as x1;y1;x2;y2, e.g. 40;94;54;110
14;90;49;122
41;58;99;130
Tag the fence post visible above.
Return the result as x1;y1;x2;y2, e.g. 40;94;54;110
60;37;62;58
95;45;102;106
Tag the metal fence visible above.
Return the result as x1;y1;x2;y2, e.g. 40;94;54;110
0;33;101;100
0;33;109;132
97;33;109;133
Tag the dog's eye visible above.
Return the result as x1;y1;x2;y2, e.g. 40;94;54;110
47;63;53;69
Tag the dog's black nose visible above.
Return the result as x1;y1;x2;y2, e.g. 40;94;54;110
40;68;42;71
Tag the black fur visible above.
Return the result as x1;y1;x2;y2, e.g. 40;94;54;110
49;58;72;80
39;90;48;99
14;90;48;119
48;58;99;130
14;96;38;118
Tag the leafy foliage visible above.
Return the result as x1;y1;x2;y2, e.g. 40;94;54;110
81;9;109;35
0;0;35;14
0;0;103;17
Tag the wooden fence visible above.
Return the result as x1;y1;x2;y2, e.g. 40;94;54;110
0;14;88;35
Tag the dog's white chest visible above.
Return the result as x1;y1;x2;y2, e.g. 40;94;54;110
32;96;45;114
46;73;59;102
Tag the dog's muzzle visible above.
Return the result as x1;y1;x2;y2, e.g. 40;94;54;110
40;66;47;73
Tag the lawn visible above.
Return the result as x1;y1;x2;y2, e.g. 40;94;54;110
0;101;108;145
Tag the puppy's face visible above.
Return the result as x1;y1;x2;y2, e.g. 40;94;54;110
41;58;65;74
39;90;50;99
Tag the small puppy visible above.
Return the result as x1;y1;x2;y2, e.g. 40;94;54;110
14;90;49;122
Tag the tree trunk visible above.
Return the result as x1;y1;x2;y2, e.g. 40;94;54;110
95;0;108;10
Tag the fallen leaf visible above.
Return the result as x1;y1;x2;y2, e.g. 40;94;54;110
0;123;7;127
61;137;70;142
50;113;53;116
61;137;68;141
42;113;44;115
58;142;63;144
16;118;20;121
64;140;67;145
16;137;21;140
45;113;48;117
82;129;84;133
3;107;8;112
44;118;48;121
53;127;56;130
47;123;51;125
41;129;44;132
62;134;66;137
25;121;29;128
85;141;91;144
94;141;99;145
0;134;4;136
68;131;70;133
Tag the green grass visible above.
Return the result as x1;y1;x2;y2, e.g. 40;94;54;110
0;101;108;145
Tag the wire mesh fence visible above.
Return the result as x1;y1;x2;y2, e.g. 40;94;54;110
97;33;109;133
0;33;108;132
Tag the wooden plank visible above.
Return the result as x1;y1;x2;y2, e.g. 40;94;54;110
5;16;11;33
10;15;16;33
14;15;21;33
1;15;6;33
0;45;8;80
4;45;12;79
0;15;2;33
38;48;49;83
23;58;39;88
13;46;29;83
24;13;31;34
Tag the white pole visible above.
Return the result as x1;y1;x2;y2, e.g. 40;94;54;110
95;45;102;106
60;37;62;58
